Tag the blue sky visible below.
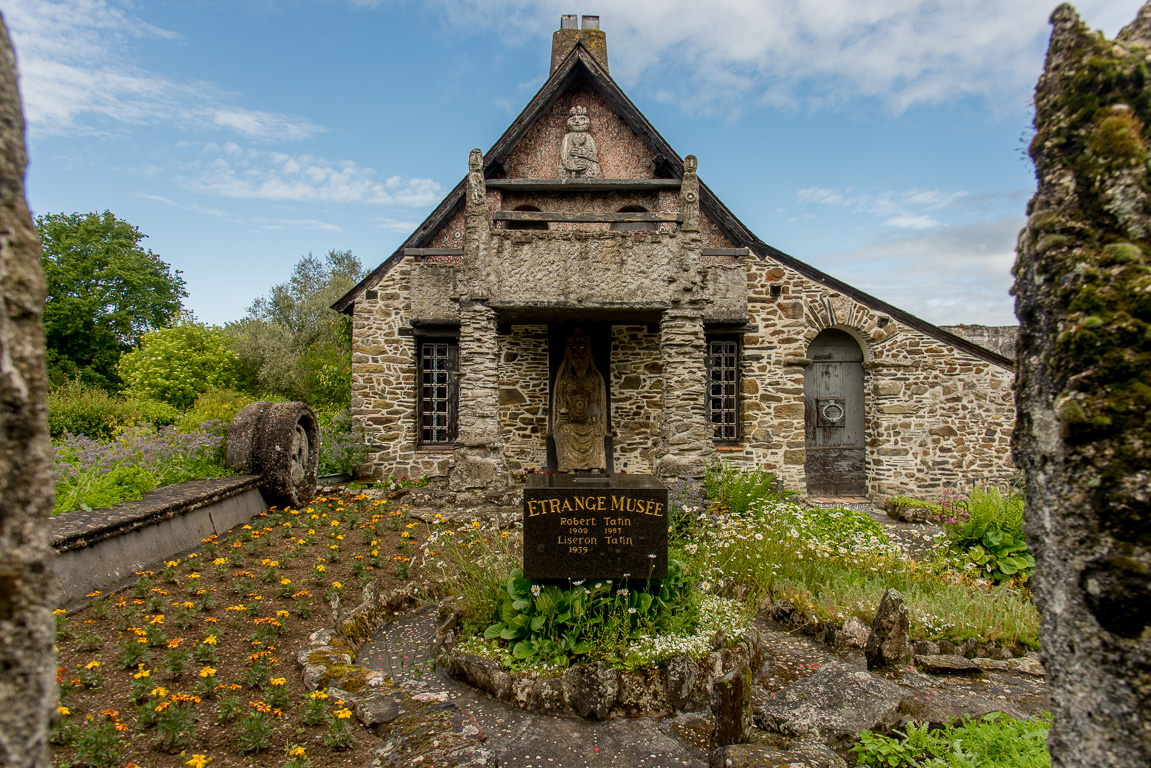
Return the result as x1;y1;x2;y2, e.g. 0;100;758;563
3;0;1142;327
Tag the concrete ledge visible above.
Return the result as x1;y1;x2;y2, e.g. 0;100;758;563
52;475;266;606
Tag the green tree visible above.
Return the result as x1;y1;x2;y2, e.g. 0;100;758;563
228;249;363;407
38;211;186;390
118;317;240;409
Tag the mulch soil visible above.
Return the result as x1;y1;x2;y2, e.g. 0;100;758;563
52;488;430;768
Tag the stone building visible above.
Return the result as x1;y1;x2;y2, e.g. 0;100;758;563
333;16;1015;505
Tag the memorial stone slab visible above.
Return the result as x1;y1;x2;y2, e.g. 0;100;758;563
523;474;667;580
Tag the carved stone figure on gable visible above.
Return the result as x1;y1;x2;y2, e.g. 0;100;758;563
559;106;600;178
552;329;607;471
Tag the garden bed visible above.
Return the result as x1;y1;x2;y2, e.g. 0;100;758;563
51;489;429;768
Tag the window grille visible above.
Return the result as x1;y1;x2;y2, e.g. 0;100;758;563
706;339;739;441
418;340;458;444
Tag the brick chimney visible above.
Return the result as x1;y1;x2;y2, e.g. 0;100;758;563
551;14;608;75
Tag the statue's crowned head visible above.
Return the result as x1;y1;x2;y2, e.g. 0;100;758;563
566;105;591;133
565;329;593;370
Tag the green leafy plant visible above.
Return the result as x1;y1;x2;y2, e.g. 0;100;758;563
70;714;124;768
945;486;1033;584
962;527;1036;584
852;713;1051;768
704;461;786;515
482;560;693;667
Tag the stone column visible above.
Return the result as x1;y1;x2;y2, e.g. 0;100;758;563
449;300;509;504
654;309;713;479
1013;5;1151;766
0;15;57;767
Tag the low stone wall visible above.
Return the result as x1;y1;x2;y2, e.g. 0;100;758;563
51;476;265;607
441;631;765;720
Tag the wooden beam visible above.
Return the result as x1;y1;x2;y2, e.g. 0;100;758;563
403;248;464;256
701;248;751;257
486;179;680;192
492;211;681;223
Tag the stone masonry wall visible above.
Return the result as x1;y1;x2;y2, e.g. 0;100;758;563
351;261;453;482
498;325;549;477
610;324;663;473
727;259;1015;499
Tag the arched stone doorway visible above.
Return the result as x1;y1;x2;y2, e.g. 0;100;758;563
804;329;866;497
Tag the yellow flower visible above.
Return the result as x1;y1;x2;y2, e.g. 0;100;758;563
150;686;168;698
133;667;151;680
57;706;70;716
281;578;292;585
270;677;286;686
289;746;306;757
331;582;342;589
202;635;217;646
308;690;328;700
52;609;66;617
315;564;326;573
85;660;100;670
199;666;216;677
185;755;211;768
212;558;226;565
330;520;339;527
336;707;353;719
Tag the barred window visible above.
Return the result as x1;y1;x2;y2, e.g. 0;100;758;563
418;339;458;445
706;338;739;441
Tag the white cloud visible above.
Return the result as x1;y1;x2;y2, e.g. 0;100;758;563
138;193;229;218
183;144;442;206
4;0;321;140
415;0;1136;113
369;217;422;232
808;216;1024;325
260;219;342;232
797;186;965;229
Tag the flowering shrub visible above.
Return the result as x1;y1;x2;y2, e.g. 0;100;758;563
316;408;367;476
53;422;229;513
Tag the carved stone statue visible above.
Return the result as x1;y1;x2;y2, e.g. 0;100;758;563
559;106;600;179
552;330;607;471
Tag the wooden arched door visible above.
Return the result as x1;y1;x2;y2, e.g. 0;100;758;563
804;329;865;497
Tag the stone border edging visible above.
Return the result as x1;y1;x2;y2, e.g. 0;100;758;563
439;629;766;720
764;597;1034;662
51;475;265;607
296;580;440;697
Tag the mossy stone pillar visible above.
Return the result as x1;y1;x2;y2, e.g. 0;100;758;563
1014;4;1151;766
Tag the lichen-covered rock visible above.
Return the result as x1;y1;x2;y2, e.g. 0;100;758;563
865;589;912;669
661;655;699;710
914;654;982;676
445;654;514;703
837;616;871;651
562;662;618;720
709;740;846;768
711;665;751;747
0;15;55;766
755;663;906;750
1014;3;1151;766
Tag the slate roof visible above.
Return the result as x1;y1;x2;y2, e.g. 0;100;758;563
332;42;1013;371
